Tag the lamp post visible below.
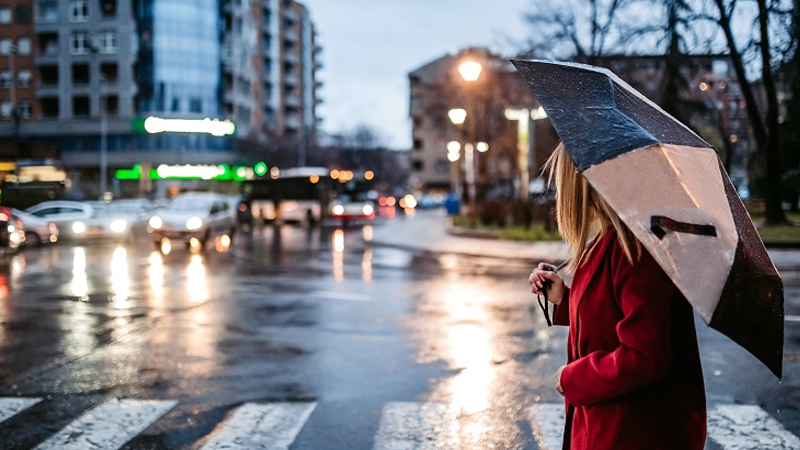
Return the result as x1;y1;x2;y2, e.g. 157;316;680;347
453;60;483;218
504;106;547;200
99;76;108;200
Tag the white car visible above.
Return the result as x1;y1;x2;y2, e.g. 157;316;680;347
11;209;58;246
147;193;237;250
26;201;95;240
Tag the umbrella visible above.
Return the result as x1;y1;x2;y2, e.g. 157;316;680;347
511;59;784;379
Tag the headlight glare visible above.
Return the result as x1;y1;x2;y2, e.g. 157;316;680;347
186;216;203;230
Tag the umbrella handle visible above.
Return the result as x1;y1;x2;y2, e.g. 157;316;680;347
537;260;569;327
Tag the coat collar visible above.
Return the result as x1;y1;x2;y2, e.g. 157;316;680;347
569;229;616;304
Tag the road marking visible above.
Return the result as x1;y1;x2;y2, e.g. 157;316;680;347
310;290;371;302
33;398;177;450
372;402;459;450
0;397;41;422
785;315;800;322
529;403;800;450
708;405;800;449
201;402;316;450
529;403;564;450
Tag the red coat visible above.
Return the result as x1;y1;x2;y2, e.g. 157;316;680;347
553;229;706;450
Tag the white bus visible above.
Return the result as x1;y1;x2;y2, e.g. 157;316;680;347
241;167;333;224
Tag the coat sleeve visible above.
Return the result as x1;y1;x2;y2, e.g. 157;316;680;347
553;287;571;326
559;241;676;406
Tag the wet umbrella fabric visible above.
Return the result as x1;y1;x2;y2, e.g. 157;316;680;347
512;59;784;378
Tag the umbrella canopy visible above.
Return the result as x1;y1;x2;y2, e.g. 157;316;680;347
511;59;784;378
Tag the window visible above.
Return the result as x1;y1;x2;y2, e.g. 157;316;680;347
37;32;58;55
16;38;31;55
1;102;14;118
0;71;11;88
69;1;88;22
72;96;90;117
40;97;59;117
189;98;202;113
712;60;729;76
100;0;117;17
100;62;118;82
72;64;90;84
18;101;31;118
15;5;30;23
17;70;31;88
435;160;449;174
38;1;58;22
105;95;118;116
39;65;58;85
71;33;89;55
412;160;424;171
0;39;12;55
0;8;11;23
96;31;117;53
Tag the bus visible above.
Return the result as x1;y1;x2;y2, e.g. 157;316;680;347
240;167;334;225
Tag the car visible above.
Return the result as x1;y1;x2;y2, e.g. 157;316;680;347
86;199;155;240
147;192;237;250
26;201;95;240
0;207;23;254
328;194;375;225
11;208;58;246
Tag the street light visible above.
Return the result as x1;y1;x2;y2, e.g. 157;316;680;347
458;61;482;82
447;108;466;126
505;106;547;200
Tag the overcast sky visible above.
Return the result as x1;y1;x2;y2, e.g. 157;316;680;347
301;0;532;150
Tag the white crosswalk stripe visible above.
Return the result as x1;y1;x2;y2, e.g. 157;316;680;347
200;402;317;450
530;403;565;450
528;403;800;450
0;397;42;422
708;405;800;450
0;397;798;449
372;402;460;450
32;398;178;450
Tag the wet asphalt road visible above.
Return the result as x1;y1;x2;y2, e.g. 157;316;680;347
0;217;798;449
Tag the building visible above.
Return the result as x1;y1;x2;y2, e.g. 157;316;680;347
408;47;557;199
0;0;322;201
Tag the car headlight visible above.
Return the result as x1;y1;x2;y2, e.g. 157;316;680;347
332;204;344;216
149;216;163;229
186;216;203;230
72;222;86;234
362;204;374;216
110;219;128;233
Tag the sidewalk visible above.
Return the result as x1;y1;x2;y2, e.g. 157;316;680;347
370;210;800;271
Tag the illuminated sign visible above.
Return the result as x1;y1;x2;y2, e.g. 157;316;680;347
114;164;254;181
132;117;236;137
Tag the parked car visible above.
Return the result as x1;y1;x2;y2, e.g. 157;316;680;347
26;201;95;240
0;207;23;254
147;193;237;250
11;208;58;246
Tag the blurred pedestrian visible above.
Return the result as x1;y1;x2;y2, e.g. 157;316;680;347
529;143;706;450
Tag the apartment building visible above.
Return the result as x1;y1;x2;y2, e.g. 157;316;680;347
408;47;553;197
0;0;321;199
0;1;41;153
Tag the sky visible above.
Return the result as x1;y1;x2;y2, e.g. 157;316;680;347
301;0;533;150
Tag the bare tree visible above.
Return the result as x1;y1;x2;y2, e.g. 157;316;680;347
522;0;647;62
701;0;793;224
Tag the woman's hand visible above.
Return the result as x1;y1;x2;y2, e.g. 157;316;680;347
554;365;566;395
529;262;567;306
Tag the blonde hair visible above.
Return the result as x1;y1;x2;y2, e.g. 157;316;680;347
544;142;640;271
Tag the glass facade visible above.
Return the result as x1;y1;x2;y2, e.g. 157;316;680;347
136;0;221;117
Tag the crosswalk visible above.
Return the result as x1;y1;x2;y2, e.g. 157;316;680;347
0;397;799;449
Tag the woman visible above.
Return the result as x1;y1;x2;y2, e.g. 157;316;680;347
529;143;706;450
